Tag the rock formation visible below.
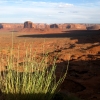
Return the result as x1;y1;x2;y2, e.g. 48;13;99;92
87;25;100;30
32;23;37;29
0;23;23;30
36;23;47;29
66;24;73;29
50;24;58;28
0;24;3;29
66;24;86;30
75;24;86;30
24;21;32;28
58;24;68;29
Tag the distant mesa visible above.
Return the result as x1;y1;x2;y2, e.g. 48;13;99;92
58;24;67;29
74;24;87;30
36;23;47;29
23;21;46;29
87;25;100;30
50;24;58;28
24;21;33;28
0;24;3;29
66;24;74;29
66;24;86;30
0;23;23;30
0;20;100;32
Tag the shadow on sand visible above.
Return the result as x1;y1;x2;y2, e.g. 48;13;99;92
0;93;62;100
18;30;100;44
56;58;100;99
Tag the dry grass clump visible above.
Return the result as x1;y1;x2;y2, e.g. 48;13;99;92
0;42;69;100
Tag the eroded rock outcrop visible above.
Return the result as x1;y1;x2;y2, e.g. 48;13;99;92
24;21;32;28
1;23;23;30
0;24;3;29
50;24;59;28
66;24;86;30
87;25;100;30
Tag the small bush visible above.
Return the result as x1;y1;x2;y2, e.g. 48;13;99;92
0;44;69;100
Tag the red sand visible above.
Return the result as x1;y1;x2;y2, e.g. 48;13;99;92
0;23;100;99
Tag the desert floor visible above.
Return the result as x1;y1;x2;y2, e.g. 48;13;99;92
0;29;100;100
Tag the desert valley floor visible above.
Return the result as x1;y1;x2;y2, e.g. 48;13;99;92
0;28;100;100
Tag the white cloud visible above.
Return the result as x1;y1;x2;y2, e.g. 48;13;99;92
0;1;100;23
59;3;74;8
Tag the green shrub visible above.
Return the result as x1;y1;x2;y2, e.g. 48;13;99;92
0;44;69;100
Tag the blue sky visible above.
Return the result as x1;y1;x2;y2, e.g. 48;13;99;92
0;0;100;23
